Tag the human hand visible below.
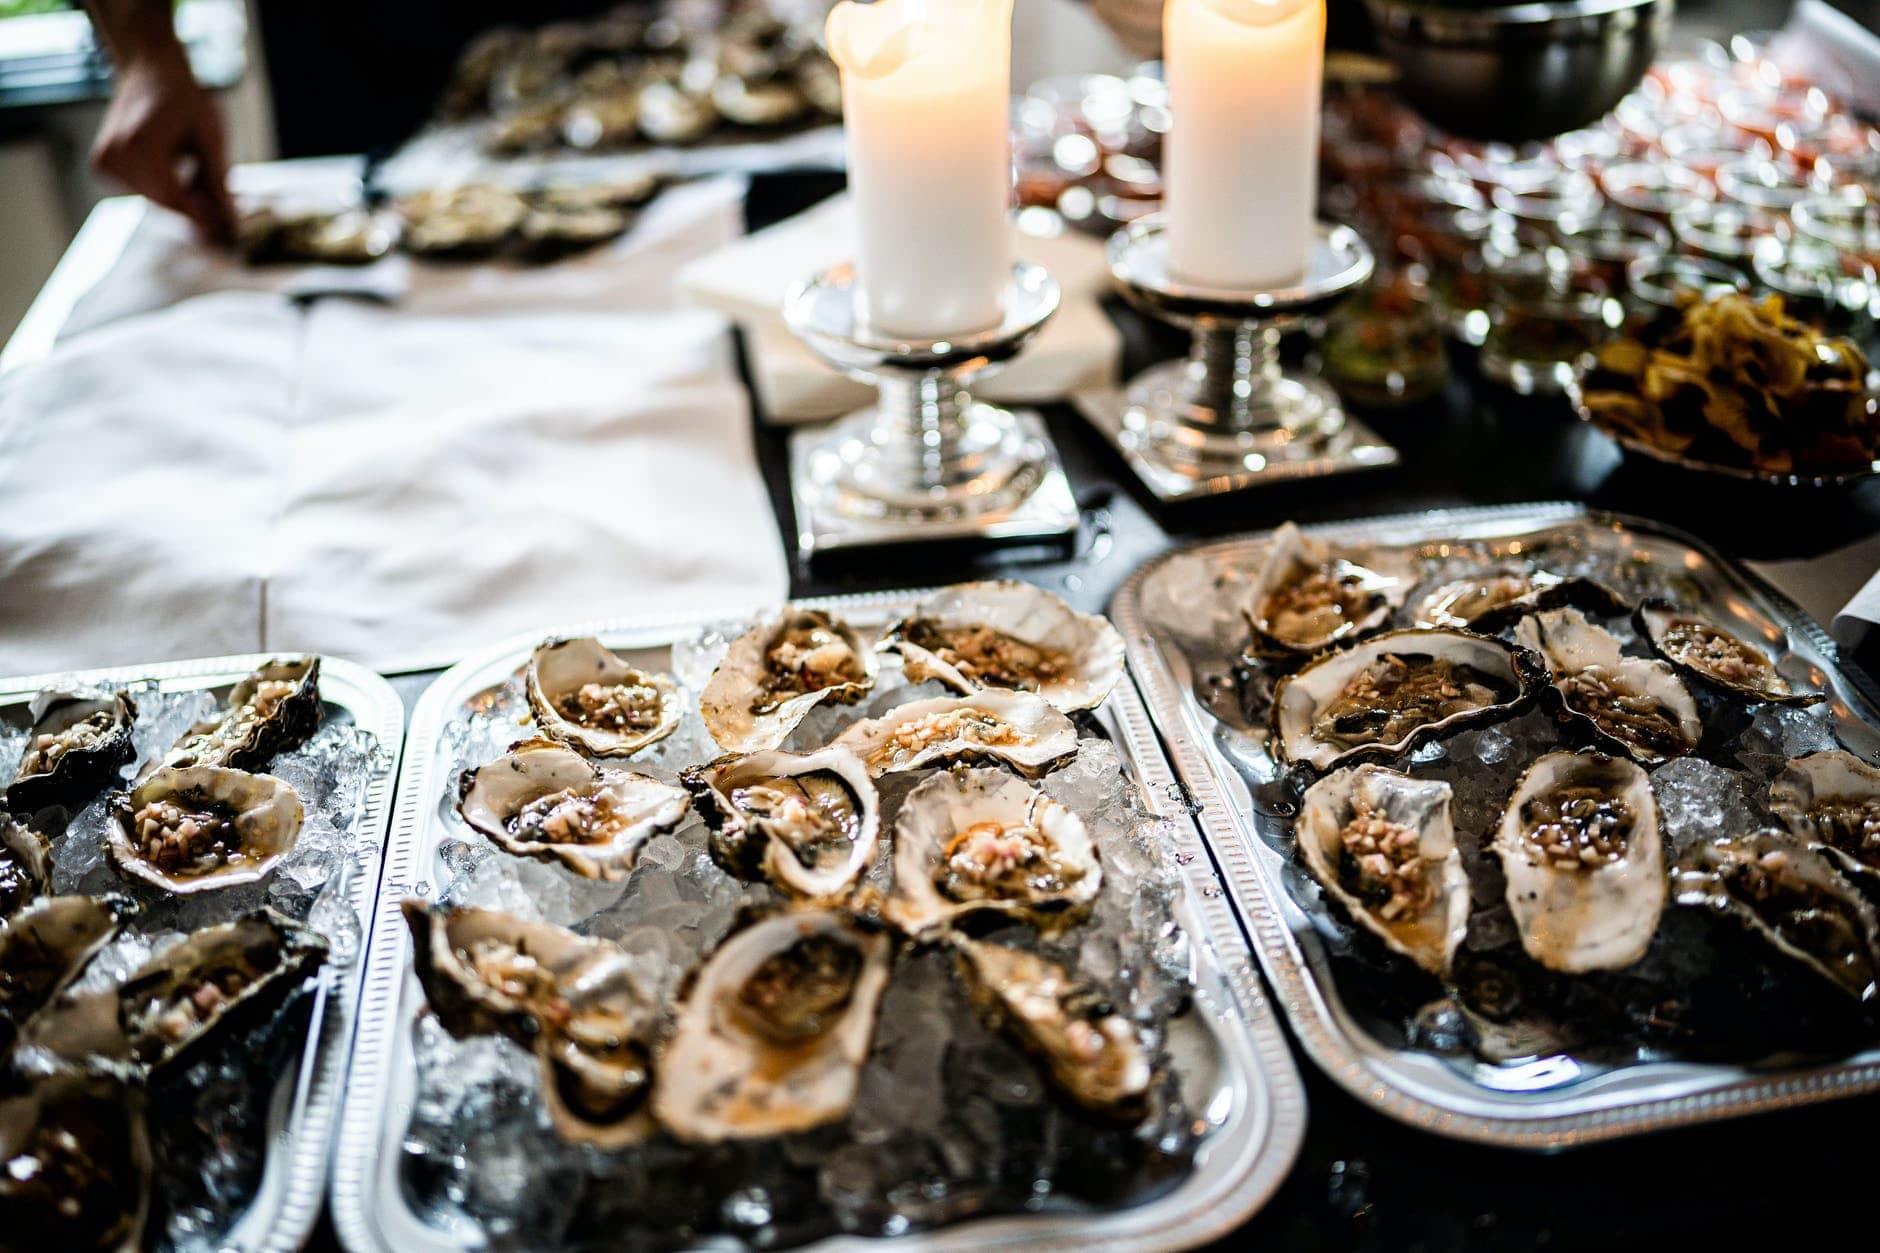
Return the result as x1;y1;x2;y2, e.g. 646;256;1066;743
90;37;237;244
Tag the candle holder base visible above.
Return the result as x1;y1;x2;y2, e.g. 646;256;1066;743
783;260;1077;556
1090;217;1393;500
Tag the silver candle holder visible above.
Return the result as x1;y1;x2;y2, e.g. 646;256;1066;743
1075;217;1398;501
783;259;1077;556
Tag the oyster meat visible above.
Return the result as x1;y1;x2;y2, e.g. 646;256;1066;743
158;657;321;774
1768;750;1880;885
526;636;680;758
1412;569;1626;632
1515;609;1701;766
0;819;50;917
21;909;327;1078
457;738;688;880
5;688;136;814
652;908;891;1143
1270;628;1540;771
404;902;660;1147
1494;751;1665;973
1673;828;1880;1003
1635;600;1823;706
108;766;303;895
952;938;1151;1117
701;609;877;753
681;746;880;902
878;581;1125;712
0;1072;151;1253
1245;522;1413;655
1296;765;1469;976
885;767;1101;937
0;895;136;1056
831;691;1079;778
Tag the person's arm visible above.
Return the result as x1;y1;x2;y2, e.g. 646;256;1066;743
83;0;237;243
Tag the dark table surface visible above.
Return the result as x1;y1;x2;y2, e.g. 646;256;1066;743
318;170;1880;1251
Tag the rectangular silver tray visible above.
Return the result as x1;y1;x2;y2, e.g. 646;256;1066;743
0;652;406;1251
1111;502;1880;1148
331;594;1307;1252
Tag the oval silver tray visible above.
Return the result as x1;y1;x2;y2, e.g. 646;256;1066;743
0;652;406;1251
1110;502;1880;1148
330;594;1306;1252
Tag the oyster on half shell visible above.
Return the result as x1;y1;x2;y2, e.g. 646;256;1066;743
1270;628;1540;771
1673;828;1880;1003
526;636;680;758
1515;609;1700;766
0;1072;151;1253
403;901;661;1147
701;609;877;754
1;818;50;917
156;657;321;775
1296;765;1469;976
885;767;1100;937
832;691;1079;778
1768;750;1880;886
0;894;137;1056
458;738;689;880
877;581;1125;712
1635;600;1824;706
681;746;880;902
652;908;891;1143
1244;523;1414;656
108;766;304;895
952;938;1152;1117
1494;751;1665;973
5;688;137;815
1411;569;1627;632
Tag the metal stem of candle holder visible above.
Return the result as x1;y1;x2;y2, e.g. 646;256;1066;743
783;259;1077;555
1081;216;1385;500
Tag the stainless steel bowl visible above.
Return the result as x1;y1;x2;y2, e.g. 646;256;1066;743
1365;0;1675;141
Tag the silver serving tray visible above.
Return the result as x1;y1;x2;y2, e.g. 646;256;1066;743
330;594;1307;1252
0;652;405;1252
1111;502;1880;1148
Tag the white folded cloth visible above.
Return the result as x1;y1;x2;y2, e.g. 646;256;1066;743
0;180;787;674
678;193;1121;422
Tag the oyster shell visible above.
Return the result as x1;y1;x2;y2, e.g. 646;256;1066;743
711;74;807;127
1296;765;1469;976
1245;523;1414;655
885;767;1100;937
1514;609;1701;766
108;766;302;895
1412;570;1627;632
458;738;688;880
681;747;880;902
0;894;136;1055
638;79;715;143
526;636;680;758
5;688;136;814
398;184;530;253
952;938;1151;1117
403;901;660;1147
1494;751;1665;973
701;609;878;754
1768;750;1880;886
158;657;321;774
0;818;50;917
1270;628;1541;771
878;581;1125;712
0;1072;151;1253
1673;828;1880;1002
1635;599;1824;706
20;908;327;1078
652;908;891;1143
832;691;1079;778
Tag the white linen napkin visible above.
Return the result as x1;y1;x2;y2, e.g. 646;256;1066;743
678;193;1122;422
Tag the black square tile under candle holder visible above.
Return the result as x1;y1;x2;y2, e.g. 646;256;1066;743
782;259;1079;557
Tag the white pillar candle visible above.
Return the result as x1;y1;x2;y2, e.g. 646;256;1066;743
826;0;1014;339
1163;0;1325;289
